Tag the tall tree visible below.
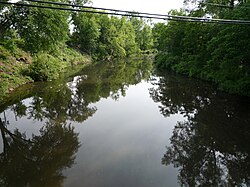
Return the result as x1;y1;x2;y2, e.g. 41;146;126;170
152;2;250;96
71;11;100;55
10;0;70;53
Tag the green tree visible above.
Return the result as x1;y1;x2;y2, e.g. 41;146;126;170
106;17;126;59
130;17;154;51
138;25;154;51
153;4;250;96
115;17;139;56
152;22;167;49
11;0;69;53
0;0;10;37
71;11;100;55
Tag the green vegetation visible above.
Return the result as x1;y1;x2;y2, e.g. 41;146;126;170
0;58;153;121
0;42;90;100
153;0;250;96
0;0;154;99
70;11;154;60
0;58;152;185
1;0;249;98
0;0;92;99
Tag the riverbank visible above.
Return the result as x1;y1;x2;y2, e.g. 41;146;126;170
0;60;249;186
155;52;250;97
0;44;91;102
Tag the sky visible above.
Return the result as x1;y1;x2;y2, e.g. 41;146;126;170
11;0;184;15
91;0;184;15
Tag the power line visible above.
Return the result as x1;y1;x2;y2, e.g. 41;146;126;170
1;1;250;25
24;0;159;15
200;2;250;9
200;2;234;8
23;0;250;24
0;1;171;20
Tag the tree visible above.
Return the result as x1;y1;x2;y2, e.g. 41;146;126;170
71;11;100;55
138;25;154;51
11;0;70;53
71;11;142;60
0;0;9;36
183;0;249;18
115;17;139;56
152;3;250;96
129;17;154;51
152;22;168;50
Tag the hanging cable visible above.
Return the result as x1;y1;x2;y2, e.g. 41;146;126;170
200;2;250;8
1;1;250;25
23;0;250;23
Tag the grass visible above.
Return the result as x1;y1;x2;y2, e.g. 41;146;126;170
0;44;91;102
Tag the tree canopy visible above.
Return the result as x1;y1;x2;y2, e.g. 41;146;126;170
153;1;250;96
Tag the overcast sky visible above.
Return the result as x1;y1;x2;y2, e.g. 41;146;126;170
92;0;184;14
11;0;184;14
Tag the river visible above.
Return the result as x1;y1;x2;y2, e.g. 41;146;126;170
0;58;250;187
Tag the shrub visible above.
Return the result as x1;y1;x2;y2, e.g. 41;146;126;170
0;45;11;60
28;53;66;81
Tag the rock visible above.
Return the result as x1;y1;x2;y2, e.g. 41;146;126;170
9;88;14;92
17;57;29;64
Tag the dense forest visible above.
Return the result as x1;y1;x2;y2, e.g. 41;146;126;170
153;0;250;96
0;0;154;99
0;0;250;99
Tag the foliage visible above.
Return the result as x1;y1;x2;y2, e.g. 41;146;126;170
71;11;100;55
0;45;12;60
71;11;153;60
6;0;70;53
0;44;33;99
28;53;67;81
184;0;247;15
129;17;154;51
0;0;154;98
153;3;250;96
0;58;153;122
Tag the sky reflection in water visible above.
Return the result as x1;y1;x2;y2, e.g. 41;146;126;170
0;59;250;187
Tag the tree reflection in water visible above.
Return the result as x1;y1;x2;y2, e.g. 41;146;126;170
149;71;250;186
0;118;80;187
0;58;153;186
0;58;152;123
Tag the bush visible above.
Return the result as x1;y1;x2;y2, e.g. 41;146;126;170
0;45;11;60
0;80;8;98
28;53;66;81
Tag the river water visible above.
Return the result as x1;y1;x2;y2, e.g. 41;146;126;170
0;59;250;187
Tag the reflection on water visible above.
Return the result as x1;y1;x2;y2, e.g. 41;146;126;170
149;71;250;186
0;58;250;186
0;58;154;186
0;118;79;187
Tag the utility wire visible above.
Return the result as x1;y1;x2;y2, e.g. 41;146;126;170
23;0;250;23
22;0;196;21
200;3;250;8
1;1;250;25
201;2;250;8
200;2;234;8
0;1;171;20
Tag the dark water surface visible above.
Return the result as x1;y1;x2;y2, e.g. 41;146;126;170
0;59;250;187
